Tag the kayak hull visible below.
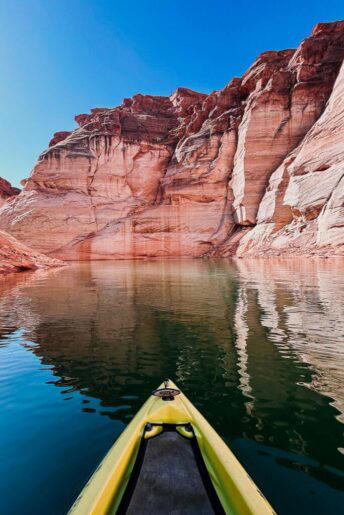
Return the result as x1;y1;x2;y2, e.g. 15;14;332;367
69;381;275;514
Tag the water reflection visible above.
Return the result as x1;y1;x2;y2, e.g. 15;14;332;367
0;259;343;514
235;258;344;424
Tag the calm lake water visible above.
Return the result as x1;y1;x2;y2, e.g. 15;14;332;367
0;259;344;514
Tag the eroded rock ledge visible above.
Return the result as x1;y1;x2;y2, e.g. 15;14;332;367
0;178;20;208
0;230;64;274
0;21;343;259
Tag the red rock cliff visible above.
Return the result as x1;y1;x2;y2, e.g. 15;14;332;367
0;178;20;208
0;230;63;273
0;21;343;259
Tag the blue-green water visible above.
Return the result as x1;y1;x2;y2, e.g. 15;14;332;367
0;259;343;514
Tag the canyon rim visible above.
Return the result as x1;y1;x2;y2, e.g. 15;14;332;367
0;21;344;261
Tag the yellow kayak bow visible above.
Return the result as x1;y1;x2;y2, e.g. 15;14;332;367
69;380;275;514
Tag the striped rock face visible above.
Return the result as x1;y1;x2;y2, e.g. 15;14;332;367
237;41;344;257
0;178;20;208
0;230;63;274
0;21;344;259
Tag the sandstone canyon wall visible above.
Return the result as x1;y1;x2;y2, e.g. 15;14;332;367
0;21;343;259
0;230;63;273
0;178;63;273
0;178;20;208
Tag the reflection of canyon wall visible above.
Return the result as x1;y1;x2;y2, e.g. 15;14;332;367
1;259;343;462
233;258;344;423
0;261;238;391
0;22;344;258
1;259;343;424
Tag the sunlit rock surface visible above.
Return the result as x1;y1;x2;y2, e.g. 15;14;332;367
0;22;343;258
0;230;64;273
238;50;344;256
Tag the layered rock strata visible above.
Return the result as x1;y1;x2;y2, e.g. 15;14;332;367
237;54;344;256
0;178;20;208
0;21;343;258
0;230;64;273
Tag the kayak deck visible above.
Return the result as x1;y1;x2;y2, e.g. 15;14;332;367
69;381;275;515
118;425;223;514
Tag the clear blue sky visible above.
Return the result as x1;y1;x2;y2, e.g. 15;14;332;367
1;0;343;187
